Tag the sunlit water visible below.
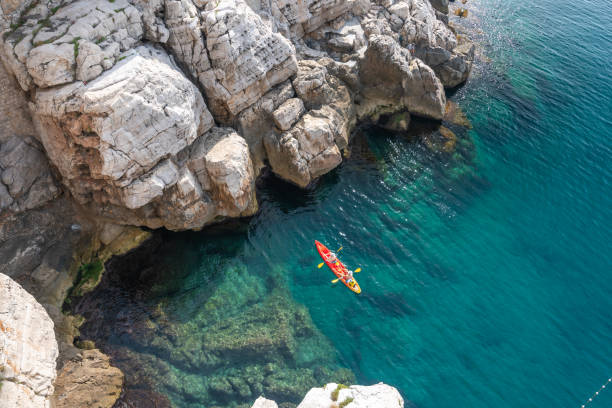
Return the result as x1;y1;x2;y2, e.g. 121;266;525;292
76;0;612;407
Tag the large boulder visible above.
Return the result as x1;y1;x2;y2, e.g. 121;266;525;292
187;127;258;218
252;396;279;408
32;44;216;230
297;383;404;408
51;349;123;408
0;273;58;408
264;60;355;187
359;35;446;120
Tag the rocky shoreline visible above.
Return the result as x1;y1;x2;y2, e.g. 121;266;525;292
0;0;476;406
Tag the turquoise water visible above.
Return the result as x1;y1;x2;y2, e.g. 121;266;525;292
76;0;612;407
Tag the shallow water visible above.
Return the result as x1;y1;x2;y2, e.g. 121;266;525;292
76;0;612;407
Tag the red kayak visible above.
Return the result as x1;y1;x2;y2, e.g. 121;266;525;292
315;240;361;294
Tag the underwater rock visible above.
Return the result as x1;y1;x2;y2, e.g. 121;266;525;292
423;125;457;154
444;101;473;128
378;111;412;132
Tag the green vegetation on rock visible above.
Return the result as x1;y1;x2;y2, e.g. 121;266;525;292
339;396;354;408
331;384;349;401
70;259;104;298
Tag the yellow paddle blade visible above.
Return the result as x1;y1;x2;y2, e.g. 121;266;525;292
337;246;343;253
318;262;325;268
355;268;362;273
332;278;340;283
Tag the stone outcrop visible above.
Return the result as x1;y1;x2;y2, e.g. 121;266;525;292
394;0;474;87
359;34;446;120
51;349;123;408
0;273;58;408
250;382;404;408
264;60;354;187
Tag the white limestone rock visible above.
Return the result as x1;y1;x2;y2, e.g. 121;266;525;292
359;35;446;120
272;98;305;131
297;383;404;408
395;0;473;87
264;60;354;187
200;127;257;217
0;273;59;408
236;80;296;172
197;0;298;122
32;44;215;229
2;0;143;90
251;396;279;408
253;0;358;38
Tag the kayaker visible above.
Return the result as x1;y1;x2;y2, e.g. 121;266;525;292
346;270;354;284
327;252;338;263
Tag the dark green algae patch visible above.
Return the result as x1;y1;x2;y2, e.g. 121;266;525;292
72;232;354;408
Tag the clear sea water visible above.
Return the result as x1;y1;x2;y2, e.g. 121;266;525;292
77;0;612;407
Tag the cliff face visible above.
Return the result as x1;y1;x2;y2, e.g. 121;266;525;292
0;0;473;231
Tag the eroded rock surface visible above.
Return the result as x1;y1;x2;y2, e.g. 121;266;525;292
359;34;446;120
0;273;58;408
264;60;354;187
51;349;123;408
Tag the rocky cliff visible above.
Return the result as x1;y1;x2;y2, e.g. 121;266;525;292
1;0;472;231
0;0;474;406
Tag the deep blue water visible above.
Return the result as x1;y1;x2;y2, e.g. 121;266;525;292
78;0;612;407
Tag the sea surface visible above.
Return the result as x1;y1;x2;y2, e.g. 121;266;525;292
76;0;612;407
